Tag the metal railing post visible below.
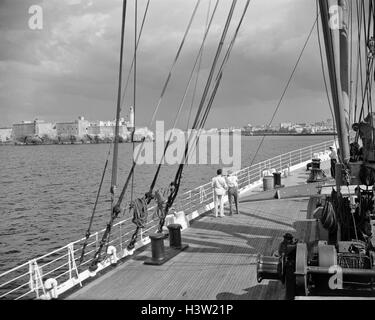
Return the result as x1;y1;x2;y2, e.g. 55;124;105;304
119;223;123;251
68;245;72;280
95;232;98;250
188;191;192;214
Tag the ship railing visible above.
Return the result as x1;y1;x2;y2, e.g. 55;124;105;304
0;139;333;300
175;139;333;214
0;212;161;300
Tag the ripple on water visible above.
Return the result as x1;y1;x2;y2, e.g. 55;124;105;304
0;137;332;274
4;250;20;255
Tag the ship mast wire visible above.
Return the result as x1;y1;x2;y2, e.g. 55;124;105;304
154;0;239;228
80;0;148;267
120;0;150;109
78;145;111;267
198;0;251;130
87;0;128;269
111;0;128;192
190;0;237;131
147;0;202;128
355;0;364;123
130;0;137;206
248;16;318;168
96;0;203;252
148;0;249;207
87;0;204;266
107;0;138;257
349;0;353;125
186;0;212;132
113;0;202;213
147;0;219;194
354;0;362;124
181;0;251;172
161;0;251;227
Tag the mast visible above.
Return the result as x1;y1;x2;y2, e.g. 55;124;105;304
318;0;350;162
111;0;127;193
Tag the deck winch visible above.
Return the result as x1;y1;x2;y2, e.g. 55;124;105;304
257;228;375;298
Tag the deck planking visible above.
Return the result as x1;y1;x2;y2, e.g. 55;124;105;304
68;197;313;300
67;160;331;300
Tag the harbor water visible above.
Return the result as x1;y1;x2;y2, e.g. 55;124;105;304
0;135;331;274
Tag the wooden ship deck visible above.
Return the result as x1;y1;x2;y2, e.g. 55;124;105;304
67;161;331;300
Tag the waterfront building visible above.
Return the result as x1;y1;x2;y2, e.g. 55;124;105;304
34;120;56;138
0;128;12;142
12;119;56;141
56;116;89;138
12;121;35;140
87;118;130;138
280;122;292;130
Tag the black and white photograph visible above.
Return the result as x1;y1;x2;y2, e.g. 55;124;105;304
1;0;375;307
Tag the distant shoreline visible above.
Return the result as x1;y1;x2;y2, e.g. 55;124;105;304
0;132;336;146
0;139;150;146
241;132;336;136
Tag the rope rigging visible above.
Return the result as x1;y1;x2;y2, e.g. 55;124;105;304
186;0;212;132
78;145;111;267
89;0;204;261
127;0;222;245
127;0;251;243
315;0;375;243
86;0;252;265
120;0;151;109
158;0;253;234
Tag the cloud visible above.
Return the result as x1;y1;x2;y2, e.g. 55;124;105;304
0;0;332;128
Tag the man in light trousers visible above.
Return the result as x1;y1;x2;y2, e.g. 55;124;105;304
226;170;239;215
212;168;227;217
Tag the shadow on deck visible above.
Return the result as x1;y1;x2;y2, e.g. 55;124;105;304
67;196;315;300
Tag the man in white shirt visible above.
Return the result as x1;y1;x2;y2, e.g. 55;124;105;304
226;170;239;215
211;169;227;217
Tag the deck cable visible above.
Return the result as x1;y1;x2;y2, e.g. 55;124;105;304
85;0;128;270
158;0;253;234
147;0;219;195
186;0;212;132
248;16;318;168
113;0;202;214
78;144;112;268
128;0;233;239
88;0;203;259
120;0;150;109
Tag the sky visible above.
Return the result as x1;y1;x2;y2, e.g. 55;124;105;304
0;0;334;129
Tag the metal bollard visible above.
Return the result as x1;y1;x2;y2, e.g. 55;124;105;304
149;233;166;261
273;172;281;187
167;224;182;249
